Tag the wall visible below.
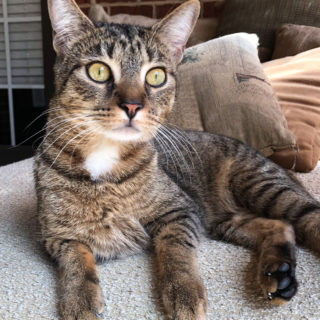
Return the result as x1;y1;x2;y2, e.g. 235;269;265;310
76;0;224;19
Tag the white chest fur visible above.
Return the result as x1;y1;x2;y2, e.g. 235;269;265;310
84;141;119;180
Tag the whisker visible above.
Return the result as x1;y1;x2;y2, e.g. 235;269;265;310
139;117;184;178
165;124;203;167
25;104;103;131
37;121;89;159
46;113;88;127
13;114;89;149
151;131;169;168
157;128;191;182
38;116;89;148
24;110;50;131
160;125;196;170
44;127;95;176
69;124;104;168
24;107;68;130
154;131;179;179
149;115;202;168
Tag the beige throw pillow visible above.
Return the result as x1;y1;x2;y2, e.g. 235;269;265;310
168;33;296;157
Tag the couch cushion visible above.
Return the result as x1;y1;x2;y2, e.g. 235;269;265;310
167;33;296;158
1;158;320;318
263;48;320;172
215;0;320;62
272;24;320;60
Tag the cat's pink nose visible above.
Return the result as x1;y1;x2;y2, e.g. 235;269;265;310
119;102;144;120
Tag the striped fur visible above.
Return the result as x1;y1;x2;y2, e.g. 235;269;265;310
34;0;320;319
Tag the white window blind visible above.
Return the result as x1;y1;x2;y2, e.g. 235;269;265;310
7;0;41;17
1;0;44;145
9;21;44;84
0;23;7;84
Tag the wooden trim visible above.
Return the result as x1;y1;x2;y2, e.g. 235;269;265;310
40;0;55;105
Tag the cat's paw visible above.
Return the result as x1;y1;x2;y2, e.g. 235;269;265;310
258;241;298;305
162;279;207;320
59;281;105;320
259;261;298;305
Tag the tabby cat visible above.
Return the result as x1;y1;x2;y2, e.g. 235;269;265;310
34;0;320;319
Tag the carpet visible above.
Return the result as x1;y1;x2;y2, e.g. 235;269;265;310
1;158;320;320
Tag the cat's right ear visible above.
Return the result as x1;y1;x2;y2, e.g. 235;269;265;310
152;0;200;64
48;0;94;54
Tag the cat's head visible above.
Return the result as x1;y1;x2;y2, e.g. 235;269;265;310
48;0;200;144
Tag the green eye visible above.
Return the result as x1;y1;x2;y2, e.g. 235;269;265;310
146;68;166;87
87;62;110;83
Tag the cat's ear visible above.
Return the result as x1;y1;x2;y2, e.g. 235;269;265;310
152;0;200;64
48;0;94;54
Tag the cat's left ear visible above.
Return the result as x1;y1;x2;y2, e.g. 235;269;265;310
152;0;200;64
48;0;94;54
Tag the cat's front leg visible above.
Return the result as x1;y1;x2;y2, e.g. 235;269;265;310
45;239;104;320
151;212;207;320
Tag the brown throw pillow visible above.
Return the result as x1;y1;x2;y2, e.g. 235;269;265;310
263;48;320;172
215;0;320;62
167;33;296;157
272;24;320;60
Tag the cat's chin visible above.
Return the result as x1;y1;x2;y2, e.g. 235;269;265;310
104;125;146;143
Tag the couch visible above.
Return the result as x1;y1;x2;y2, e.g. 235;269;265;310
1;159;320;319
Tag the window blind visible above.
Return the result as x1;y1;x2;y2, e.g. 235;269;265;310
1;0;43;86
0;24;6;84
7;0;41;17
9;21;43;84
1;0;44;146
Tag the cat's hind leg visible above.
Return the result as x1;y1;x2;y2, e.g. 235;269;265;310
44;238;104;320
289;205;320;252
228;154;320;255
211;213;298;305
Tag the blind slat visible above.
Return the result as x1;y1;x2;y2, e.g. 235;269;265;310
10;41;42;50
1;58;42;68
12;67;43;76
8;4;40;14
8;0;41;17
13;76;43;84
8;0;40;5
11;50;42;59
10;31;42;41
9;23;41;32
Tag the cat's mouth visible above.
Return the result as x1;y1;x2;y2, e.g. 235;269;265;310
113;118;140;132
105;116;156;142
112;125;140;134
106;120;143;142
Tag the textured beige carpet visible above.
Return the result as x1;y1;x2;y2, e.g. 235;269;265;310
0;158;320;320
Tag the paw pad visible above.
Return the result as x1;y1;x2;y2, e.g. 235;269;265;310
265;262;297;301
